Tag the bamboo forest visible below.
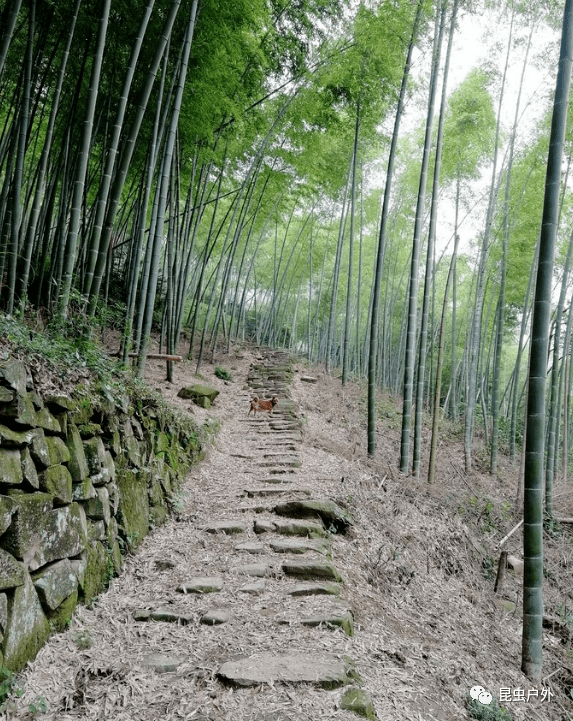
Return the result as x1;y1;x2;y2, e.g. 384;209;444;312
2;0;573;705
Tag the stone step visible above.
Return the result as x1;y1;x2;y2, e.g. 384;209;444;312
262;452;300;459
217;652;354;688
148;607;194;624
281;560;343;582
270;537;329;555
273;519;327;538
200;608;230;625
140;653;186;674
234;542;266;553
256;444;298;451
201;521;246;535
177;576;223;594
236;562;273;577
255;477;294;485
243;487;311;497
278;611;354;636
273;500;353;533
287;582;342;597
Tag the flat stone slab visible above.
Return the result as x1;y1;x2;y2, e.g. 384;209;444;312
149;607;194;624
254;519;277;534
200;608;230;625
273;500;353;533
218;653;353;688
270;538;329;555
257;477;293;485
238;579;266;594
274;519;327;538
288;582;341;597
277;612;353;636
178;576;223;594
236;563;272;577
282;561;343;582
235;542;266;554
141;653;186;674
245;487;310;497
300;612;354;637
202;521;246;535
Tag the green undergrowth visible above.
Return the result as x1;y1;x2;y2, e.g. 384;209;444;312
0;312;215;444
0;311;116;380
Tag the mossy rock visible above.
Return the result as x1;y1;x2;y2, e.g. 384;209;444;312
155;431;171;454
83;436;106;475
20;448;39;489
65;425;89;482
80;541;109;606
0;391;37;428
0;424;34;448
0;360;28;396
0;547;26;590
148;479;169;528
177;384;219;407
340;687;377;720
47;589;78;633
32;558;78;610
78;423;102;439
35;407;62;434
2;573;51;672
45;436;70;466
117;469;149;551
38;464;73;504
0;448;23;485
29;429;50;469
69;402;93;426
0;496;17;537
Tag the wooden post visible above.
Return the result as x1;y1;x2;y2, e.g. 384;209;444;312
494;550;508;594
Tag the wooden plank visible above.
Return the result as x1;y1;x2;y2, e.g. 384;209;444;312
111;352;183;361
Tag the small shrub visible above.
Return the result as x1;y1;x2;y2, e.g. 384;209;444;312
0;665;24;707
72;629;93;650
467;695;513;721
28;695;48;716
214;366;232;381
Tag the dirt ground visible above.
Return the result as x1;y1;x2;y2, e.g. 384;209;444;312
4;334;573;721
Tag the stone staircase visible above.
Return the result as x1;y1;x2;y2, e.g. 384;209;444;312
12;350;375;721
131;350;371;717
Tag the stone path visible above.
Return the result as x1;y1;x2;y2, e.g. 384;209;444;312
12;351;375;721
133;350;369;715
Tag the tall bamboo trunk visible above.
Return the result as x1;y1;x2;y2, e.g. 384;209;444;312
522;0;573;682
400;0;445;474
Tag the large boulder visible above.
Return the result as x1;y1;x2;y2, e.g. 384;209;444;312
0;449;23;486
177;384;219;408
32;558;78;610
66;425;90;482
117;469;149;550
0;548;26;590
1;494;87;571
38;465;73;504
2;572;51;671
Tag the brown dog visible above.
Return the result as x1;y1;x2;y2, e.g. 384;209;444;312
248;396;278;416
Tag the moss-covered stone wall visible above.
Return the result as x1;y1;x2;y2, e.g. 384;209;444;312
0;358;207;673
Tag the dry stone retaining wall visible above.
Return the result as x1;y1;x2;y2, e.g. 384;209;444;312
0;358;205;672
